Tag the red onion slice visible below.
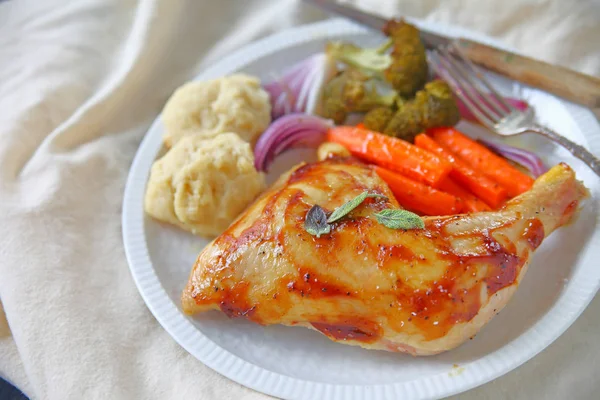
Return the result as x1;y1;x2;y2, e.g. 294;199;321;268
478;138;548;177
457;96;529;123
254;113;333;172
263;53;336;119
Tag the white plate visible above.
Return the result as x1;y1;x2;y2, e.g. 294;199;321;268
122;18;600;400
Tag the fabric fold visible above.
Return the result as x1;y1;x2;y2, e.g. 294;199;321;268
0;0;598;399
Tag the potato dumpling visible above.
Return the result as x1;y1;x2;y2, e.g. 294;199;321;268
145;132;265;237
162;74;271;147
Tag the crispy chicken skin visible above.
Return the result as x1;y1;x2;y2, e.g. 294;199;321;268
181;158;587;355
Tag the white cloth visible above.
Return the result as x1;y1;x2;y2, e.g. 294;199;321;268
0;0;598;399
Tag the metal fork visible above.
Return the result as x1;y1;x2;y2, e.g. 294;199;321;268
429;44;600;176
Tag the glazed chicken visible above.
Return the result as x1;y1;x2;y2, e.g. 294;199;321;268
181;158;587;355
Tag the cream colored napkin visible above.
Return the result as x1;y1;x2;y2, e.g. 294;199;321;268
0;0;598;399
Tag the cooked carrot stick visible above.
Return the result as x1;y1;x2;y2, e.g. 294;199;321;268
437;177;491;213
327;126;452;187
374;166;462;216
428;127;534;197
414;133;507;208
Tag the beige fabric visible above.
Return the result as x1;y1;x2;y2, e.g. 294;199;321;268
0;0;598;399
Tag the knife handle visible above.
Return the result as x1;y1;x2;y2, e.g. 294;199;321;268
455;38;600;109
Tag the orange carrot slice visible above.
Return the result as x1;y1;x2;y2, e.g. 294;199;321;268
414;133;507;208
328;126;452;187
427;127;534;197
437;177;492;212
374;166;462;216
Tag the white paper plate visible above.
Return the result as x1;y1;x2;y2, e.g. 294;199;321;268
122;18;600;400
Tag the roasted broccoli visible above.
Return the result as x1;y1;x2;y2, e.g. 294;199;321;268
380;102;424;141
326;19;428;97
362;107;394;133
415;79;461;128
320;69;397;124
363;80;460;142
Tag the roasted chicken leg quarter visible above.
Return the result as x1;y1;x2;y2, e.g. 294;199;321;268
182;158;587;355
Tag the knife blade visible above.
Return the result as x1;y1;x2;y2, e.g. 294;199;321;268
303;0;600;108
302;0;450;48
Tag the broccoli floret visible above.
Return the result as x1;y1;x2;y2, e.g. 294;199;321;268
363;107;394;133
363;80;460;142
416;80;461;128
383;101;424;141
326;19;428;97
320;69;397;124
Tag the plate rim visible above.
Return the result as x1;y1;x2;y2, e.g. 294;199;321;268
122;18;600;400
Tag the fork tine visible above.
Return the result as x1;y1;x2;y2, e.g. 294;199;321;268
449;43;517;113
441;49;506;118
429;51;495;129
437;47;505;122
431;51;502;127
430;50;495;128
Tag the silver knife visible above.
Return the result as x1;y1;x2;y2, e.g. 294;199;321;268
303;0;600;109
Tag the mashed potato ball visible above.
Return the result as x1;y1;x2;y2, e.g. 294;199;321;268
162;74;271;147
145;132;265;237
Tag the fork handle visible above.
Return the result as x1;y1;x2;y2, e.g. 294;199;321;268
531;124;600;176
456;39;600;109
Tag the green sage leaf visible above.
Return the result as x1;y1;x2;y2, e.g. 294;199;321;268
375;209;424;230
304;205;331;237
327;191;388;223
